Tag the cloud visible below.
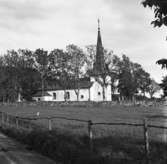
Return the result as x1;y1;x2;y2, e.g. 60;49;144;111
0;0;54;20
0;0;59;33
0;0;166;82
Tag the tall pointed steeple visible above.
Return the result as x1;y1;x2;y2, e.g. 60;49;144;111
94;19;105;75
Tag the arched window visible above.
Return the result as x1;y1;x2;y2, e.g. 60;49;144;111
66;92;70;99
53;93;56;99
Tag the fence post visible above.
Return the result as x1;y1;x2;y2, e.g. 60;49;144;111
48;118;52;131
88;120;93;151
143;119;150;164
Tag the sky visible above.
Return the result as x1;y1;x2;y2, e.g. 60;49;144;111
0;0;167;83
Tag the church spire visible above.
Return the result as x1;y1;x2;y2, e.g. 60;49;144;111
98;18;100;31
94;19;105;75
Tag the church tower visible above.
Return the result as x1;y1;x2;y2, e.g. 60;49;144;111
93;19;105;75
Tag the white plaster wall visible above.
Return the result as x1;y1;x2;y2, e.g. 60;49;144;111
32;96;52;101
48;90;65;101
90;81;112;101
43;96;53;101
90;81;103;101
32;97;40;101
48;89;90;101
78;89;90;101
105;85;112;101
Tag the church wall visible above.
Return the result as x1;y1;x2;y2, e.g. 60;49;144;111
47;89;90;101
78;89;90;101
90;81;103;101
48;90;65;101
33;82;112;102
32;96;53;102
90;79;112;101
105;85;112;101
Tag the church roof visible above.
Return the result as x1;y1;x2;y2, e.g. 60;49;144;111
47;77;93;90
93;19;105;75
33;91;52;97
34;77;93;95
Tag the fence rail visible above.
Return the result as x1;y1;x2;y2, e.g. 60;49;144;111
0;111;167;164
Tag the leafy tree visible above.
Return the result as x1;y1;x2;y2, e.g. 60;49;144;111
117;55;135;100
17;49;40;100
105;53;121;100
0;49;40;101
142;0;167;27
49;49;71;101
132;63;151;97
117;55;151;101
147;79;160;98
66;44;86;101
3;50;21;102
160;76;167;96
85;45;96;71
142;0;167;67
34;49;49;97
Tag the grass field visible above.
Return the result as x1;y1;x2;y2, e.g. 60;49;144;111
0;103;167;163
0;103;167;140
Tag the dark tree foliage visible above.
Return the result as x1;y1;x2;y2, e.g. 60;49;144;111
142;0;167;68
142;0;167;27
0;46;154;102
156;59;167;69
160;76;167;96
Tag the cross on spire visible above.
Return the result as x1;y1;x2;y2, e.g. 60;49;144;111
98;18;100;31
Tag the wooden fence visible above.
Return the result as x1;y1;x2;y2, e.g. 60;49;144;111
0;111;167;164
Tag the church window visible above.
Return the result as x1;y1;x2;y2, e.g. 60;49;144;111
53;93;56;99
66;92;70;99
98;92;101;96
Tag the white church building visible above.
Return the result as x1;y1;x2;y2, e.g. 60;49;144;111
33;20;113;102
33;77;111;102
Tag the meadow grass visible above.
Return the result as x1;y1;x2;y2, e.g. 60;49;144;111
0;102;167;163
0;103;166;140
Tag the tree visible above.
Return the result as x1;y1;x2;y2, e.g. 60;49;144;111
117;55;135;100
160;76;167;96
147;79;160;98
17;49;40;101
66;44;86;101
0;49;40;102
105;53;120;100
34;49;49;97
49;49;70;101
3;50;21;102
142;0;167;27
142;0;167;67
117;55;151;101
85;45;97;72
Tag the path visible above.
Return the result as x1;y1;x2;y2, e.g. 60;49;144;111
0;132;56;164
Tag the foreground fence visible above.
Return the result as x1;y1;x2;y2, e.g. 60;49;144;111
0;111;167;163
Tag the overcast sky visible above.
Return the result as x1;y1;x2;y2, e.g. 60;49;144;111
0;0;167;82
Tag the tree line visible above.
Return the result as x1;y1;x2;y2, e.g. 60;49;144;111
0;44;160;102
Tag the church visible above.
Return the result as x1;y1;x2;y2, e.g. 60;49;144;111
33;21;112;102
